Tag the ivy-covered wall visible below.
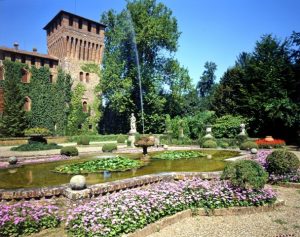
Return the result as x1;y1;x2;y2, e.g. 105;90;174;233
0;60;28;137
27;67;72;135
66;83;88;135
0;60;87;137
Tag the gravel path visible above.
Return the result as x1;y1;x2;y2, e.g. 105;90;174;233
148;186;300;237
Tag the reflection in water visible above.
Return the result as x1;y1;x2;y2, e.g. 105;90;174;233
103;171;111;180
8;168;18;174
0;150;240;189
27;170;33;185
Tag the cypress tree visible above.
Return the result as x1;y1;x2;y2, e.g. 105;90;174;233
0;60;27;137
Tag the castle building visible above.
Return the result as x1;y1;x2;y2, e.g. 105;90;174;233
0;10;106;115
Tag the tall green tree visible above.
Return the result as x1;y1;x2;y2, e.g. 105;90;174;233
197;61;217;97
211;34;300;139
0;60;28;137
163;59;193;117
100;0;180;133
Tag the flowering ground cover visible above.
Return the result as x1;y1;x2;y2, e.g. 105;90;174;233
0;202;60;236
66;178;276;237
255;139;285;149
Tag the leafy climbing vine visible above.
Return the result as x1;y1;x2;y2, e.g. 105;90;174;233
81;63;102;133
66;83;88;135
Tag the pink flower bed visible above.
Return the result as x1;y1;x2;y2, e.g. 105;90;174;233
66;178;276;237
0;202;60;236
0;155;69;169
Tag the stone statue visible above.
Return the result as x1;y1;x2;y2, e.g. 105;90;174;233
204;124;213;139
129;113;137;134
239;123;246;136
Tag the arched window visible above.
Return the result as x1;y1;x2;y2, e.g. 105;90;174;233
86;73;89;83
79;72;83;82
82;101;88;113
21;68;30;83
24;96;31;112
0;66;4;80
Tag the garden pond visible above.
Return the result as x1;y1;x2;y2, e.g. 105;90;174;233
0;150;240;189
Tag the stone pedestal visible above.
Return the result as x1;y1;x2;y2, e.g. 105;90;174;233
128;134;136;147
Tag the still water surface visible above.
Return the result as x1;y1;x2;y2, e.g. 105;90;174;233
0;150;240;189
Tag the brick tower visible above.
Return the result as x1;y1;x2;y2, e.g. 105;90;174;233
43;10;106;116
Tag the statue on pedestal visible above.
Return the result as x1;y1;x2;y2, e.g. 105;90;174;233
129;113;137;134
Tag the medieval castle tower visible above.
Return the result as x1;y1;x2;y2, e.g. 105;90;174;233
0;10;106;116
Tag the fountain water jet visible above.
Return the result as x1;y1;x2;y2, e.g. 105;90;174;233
126;10;145;134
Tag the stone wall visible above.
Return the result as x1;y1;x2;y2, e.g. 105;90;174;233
0;172;221;201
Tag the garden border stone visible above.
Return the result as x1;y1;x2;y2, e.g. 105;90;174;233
275;182;300;188
123;200;285;237
0;172;221;201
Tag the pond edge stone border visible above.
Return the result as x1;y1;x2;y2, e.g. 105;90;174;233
123;200;285;237
0;172;221;201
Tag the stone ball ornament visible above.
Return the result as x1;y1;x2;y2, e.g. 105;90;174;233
70;175;87;190
8;156;18;165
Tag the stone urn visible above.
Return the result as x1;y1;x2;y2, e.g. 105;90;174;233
134;136;155;155
265;136;274;142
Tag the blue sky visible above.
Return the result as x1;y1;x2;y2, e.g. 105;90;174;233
0;0;299;85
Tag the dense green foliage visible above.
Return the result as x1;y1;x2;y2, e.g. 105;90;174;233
102;143;118;152
11;143;62;151
211;34;300;140
0;60;27;137
60;146;79;156
266;150;300;175
67;83;88;135
213;115;246;138
0;61;72;137
240;141;258;150
68;134;123;142
77;135;90;145
99;0;191;134
116;135;127;143
24;127;50;136
54;156;143;174
152;150;206;160
222;160;268;189
202;140;218;148
28;67;71;134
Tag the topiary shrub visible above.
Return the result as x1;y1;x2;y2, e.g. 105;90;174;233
221;160;268;189
240;141;258;150
117;135;127;144
60;146;79;156
102;143;117;153
235;134;248;145
219;141;229;149
11;143;62;151
202;140;218;148
77;135;90;145
266;150;300;175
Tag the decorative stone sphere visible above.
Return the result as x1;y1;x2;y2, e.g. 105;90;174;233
8;156;18;165
163;144;169;150
70;175;86;190
207;154;212;159
250;148;258;154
